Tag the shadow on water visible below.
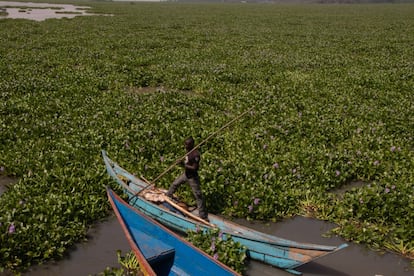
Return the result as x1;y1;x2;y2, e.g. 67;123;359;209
23;213;413;276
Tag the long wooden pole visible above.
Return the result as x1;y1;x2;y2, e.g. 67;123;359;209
128;106;254;203
151;106;254;184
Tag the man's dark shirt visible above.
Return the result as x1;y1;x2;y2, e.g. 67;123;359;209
185;150;200;179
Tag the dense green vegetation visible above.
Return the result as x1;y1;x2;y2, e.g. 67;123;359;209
186;228;247;273
0;2;413;273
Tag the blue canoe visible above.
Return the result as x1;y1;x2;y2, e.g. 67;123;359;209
107;187;240;276
102;150;348;275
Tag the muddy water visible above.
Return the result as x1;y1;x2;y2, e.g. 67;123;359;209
24;214;413;276
0;175;18;196
238;217;413;276
0;1;110;21
25;215;131;276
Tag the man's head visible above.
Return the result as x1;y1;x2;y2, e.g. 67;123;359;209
184;137;195;151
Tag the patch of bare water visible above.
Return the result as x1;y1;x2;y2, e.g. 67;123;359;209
0;175;18;196
25;215;131;276
0;1;111;21
332;180;370;198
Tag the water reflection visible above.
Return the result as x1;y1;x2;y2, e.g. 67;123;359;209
0;1;110;21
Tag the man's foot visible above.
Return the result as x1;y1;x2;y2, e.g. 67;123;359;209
165;193;179;202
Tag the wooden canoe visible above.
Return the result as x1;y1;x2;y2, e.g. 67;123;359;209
107;187;240;276
102;150;348;275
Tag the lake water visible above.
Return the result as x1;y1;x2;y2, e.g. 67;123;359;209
237;217;413;276
0;1;109;21
0;175;17;196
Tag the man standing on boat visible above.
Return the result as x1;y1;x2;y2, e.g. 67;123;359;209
166;137;208;221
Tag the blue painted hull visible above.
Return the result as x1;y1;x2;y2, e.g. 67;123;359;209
102;150;348;275
107;188;239;276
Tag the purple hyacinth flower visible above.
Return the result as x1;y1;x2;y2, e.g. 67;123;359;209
211;241;216;251
8;223;15;234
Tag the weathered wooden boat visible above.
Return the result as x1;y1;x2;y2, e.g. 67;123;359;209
107;187;240;276
102;150;348;275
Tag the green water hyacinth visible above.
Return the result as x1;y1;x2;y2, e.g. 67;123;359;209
0;1;413;272
97;251;141;276
186;228;247;274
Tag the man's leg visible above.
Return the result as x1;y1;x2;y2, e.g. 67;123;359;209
188;176;208;219
166;173;186;197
